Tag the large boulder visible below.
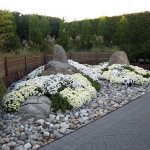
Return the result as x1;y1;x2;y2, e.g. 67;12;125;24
18;96;51;120
109;51;129;65
43;60;78;75
53;44;67;63
42;44;78;75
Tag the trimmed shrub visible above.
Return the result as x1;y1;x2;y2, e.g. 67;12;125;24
51;93;72;113
82;74;100;91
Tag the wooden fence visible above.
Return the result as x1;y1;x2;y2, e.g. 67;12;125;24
0;52;150;87
0;54;53;87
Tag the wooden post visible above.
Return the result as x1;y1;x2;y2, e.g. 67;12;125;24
69;52;72;60
95;52;99;64
25;55;27;72
4;57;8;76
44;53;47;64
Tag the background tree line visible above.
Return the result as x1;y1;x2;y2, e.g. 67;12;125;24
0;10;150;61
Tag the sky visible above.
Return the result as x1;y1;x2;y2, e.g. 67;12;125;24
0;0;150;22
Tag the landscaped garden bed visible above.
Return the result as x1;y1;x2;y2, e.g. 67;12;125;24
0;60;150;150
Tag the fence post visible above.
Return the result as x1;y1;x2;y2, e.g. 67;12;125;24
69;52;72;60
44;53;47;64
25;55;27;72
4;57;8;76
95;52;98;64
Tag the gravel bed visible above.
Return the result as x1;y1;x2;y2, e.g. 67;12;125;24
0;80;150;150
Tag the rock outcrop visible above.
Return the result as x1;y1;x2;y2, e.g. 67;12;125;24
53;44;67;63
18;96;51;120
42;44;78;75
109;51;129;65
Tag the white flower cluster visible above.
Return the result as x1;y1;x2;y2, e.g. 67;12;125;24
43;74;70;95
129;65;150;76
101;64;150;85
68;60;150;85
4;73;97;111
60;74;96;108
68;60;100;81
4;85;42;111
26;65;45;79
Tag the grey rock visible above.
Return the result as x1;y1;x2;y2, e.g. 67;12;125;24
45;121;51;126
43;132;50;137
56;116;60;121
0;121;4;127
2;144;10;150
74;112;79;118
20;132;26;141
59;128;66;134
79;117;89;124
27;118;35;123
53;44;67;63
13;137;18;143
4;138;10;143
43;60;78;75
29;134;39;140
49;114;56;120
16;131;21;137
7;141;16;148
53;130;63;138
70;124;77;129
32;144;40;150
60;122;69;129
54;124;60;129
21;132;25;136
31;140;37;146
113;99;123;104
18;96;51;120
91;103;98;108
42;44;77;75
35;119;45;125
37;136;43;142
15;146;24;150
109;51;129;65
24;143;31;149
25;131;32;136
0;139;5;144
80;109;87;114
66;129;74;134
18;140;24;145
113;103;120;108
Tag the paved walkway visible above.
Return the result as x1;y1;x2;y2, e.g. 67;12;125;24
39;92;150;150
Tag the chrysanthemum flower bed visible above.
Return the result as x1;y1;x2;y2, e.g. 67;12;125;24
4;73;97;112
3;60;150;112
68;60;150;85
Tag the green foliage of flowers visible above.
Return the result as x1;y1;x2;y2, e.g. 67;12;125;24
51;93;72;113
143;73;150;78
124;65;150;78
0;78;6;107
82;74;100;91
124;66;135;72
101;67;109;72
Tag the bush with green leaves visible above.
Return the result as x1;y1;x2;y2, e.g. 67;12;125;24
82;74;100;91
0;78;6;108
124;66;135;72
51;93;72;113
102;67;109;72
